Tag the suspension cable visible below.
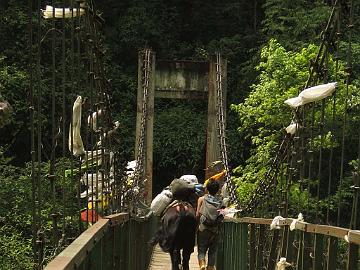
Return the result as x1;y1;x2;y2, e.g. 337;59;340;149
215;53;239;206
326;4;340;224
36;0;45;267
61;1;67;247
243;0;341;215
345;0;358;231
48;0;58;247
132;49;152;207
28;0;37;265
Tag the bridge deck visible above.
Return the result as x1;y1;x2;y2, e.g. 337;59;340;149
149;245;200;270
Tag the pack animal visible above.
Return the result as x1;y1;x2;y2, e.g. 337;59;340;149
151;200;197;270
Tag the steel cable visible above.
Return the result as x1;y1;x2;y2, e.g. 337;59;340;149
326;5;340;224
215;53;239;207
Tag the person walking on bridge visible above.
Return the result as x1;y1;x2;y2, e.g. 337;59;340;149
196;179;224;270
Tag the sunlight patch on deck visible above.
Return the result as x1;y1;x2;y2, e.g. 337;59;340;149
148;245;200;270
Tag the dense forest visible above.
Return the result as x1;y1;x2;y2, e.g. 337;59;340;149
0;0;359;269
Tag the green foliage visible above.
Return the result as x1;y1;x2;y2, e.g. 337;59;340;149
231;39;357;218
154;103;206;177
0;149;33;269
263;0;331;49
1;0;360;266
311;131;339;151
0;226;33;270
288;183;311;212
0;56;29;159
231;39;317;177
0;145;81;268
235;177;256;206
0;1;29;65
0;151;32;233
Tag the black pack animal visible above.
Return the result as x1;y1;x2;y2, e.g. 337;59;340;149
150;200;197;270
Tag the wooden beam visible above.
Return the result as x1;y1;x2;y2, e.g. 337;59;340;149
155;89;208;99
205;57;221;178
348;230;360;244
135;52;143;158
145;52;155;203
105;213;129;227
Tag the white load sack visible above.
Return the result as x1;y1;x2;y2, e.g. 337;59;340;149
221;183;230;206
126;160;137;176
270;215;286;230
290;213;304;231
180;174;198;184
81;173;103;186
285;122;300;135
218;207;241;218
69;96;85;157
276;257;292;270
42;5;85;19
300;82;337;103
285;82;337;108
150;189;173;216
87;109;103;131
83;150;104;165
284;97;303;108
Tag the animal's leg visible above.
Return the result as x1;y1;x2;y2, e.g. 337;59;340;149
181;248;192;270
170;249;181;270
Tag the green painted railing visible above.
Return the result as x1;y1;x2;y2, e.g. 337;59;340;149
217;217;360;270
45;213;158;270
217;220;249;270
45;214;359;270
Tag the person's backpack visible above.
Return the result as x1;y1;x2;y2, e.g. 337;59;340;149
199;195;224;230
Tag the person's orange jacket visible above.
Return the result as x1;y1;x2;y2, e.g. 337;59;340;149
204;169;226;187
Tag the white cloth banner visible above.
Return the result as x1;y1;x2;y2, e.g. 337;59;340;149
69;96;85;157
42;5;85;19
285;82;337;108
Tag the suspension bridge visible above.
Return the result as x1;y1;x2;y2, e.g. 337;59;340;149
21;0;359;269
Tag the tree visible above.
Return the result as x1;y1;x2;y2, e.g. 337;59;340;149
262;0;331;49
231;39;357;220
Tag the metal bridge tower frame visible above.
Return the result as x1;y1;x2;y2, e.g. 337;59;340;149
135;52;227;203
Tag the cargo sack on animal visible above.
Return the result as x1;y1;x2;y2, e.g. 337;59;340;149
170;178;196;199
150;188;173;216
179;174;198;184
170;178;199;208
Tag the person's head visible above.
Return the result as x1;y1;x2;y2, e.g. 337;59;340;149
206;179;220;195
205;160;225;176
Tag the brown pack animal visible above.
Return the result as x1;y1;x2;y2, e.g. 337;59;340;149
150;183;198;270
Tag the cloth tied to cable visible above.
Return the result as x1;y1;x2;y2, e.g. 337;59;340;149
69;96;85;157
276;257;291;270
290;213;304;231
270;216;285;230
284;82;337;108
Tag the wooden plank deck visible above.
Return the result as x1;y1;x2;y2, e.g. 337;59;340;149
148;245;200;270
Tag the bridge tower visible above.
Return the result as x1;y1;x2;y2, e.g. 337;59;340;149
135;51;227;203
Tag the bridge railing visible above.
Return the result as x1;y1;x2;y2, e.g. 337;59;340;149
45;214;359;270
44;213;158;270
217;217;360;270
